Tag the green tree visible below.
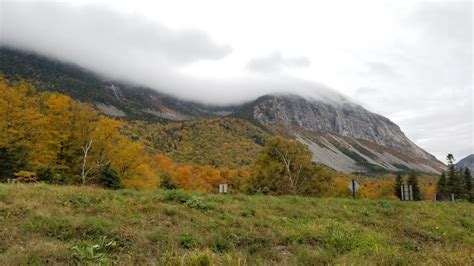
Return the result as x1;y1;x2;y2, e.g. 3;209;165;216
394;174;403;199
445;154;465;197
463;168;472;202
249;137;325;195
0;147;27;181
437;171;448;194
98;164;121;189
407;171;421;201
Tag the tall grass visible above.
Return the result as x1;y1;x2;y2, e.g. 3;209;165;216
0;183;472;264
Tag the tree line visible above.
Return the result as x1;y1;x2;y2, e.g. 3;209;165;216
393;172;422;200
437;154;472;202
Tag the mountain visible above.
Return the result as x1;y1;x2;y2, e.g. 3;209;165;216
455;154;474;172
0;47;444;174
235;94;444;174
0;47;236;121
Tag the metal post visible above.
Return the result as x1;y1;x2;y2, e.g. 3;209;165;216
400;185;404;200
409;185;413;201
451;193;455;202
352;180;355;199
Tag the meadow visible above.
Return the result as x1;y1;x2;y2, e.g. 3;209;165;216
0;183;472;265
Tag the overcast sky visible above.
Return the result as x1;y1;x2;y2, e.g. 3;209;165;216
0;0;472;161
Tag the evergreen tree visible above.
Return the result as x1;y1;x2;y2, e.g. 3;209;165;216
463;168;472;202
444;154;467;200
446;154;456;181
394;174;403;199
407;171;421;200
437;171;447;194
0;147;27;181
98;164;121;189
446;154;461;194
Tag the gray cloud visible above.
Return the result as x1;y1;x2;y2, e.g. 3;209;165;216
0;1;234;95
247;52;311;73
1;2;232;65
0;2;344;105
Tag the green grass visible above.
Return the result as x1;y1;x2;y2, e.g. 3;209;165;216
0;184;472;265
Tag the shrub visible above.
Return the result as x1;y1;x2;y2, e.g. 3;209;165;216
14;171;37;183
71;236;118;263
98;165;121;189
184;196;215;211
180;233;196;249
210;236;231;252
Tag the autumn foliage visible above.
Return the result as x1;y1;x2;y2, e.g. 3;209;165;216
0;78;158;189
0;78;252;191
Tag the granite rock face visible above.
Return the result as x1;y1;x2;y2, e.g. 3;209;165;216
247;94;444;173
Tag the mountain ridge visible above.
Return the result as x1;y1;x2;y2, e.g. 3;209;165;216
455;154;474;172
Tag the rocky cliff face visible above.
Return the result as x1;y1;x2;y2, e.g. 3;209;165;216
243;94;444;174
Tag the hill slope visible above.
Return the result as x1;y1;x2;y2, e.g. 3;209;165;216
125;118;269;168
0;47;235;121
0;184;473;264
456;154;474;172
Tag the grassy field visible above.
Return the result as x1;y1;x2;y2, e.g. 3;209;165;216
0;184;472;265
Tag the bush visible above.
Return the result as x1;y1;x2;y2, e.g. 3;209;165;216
98;165;121;189
14;171;37;183
180;233;196;249
184;196;215;211
71;236;118;263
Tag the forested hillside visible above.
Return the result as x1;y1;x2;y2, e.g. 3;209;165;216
125;119;269;168
0;78;159;189
0;47;237;120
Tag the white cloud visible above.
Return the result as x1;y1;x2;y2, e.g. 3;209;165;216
247;52;310;74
